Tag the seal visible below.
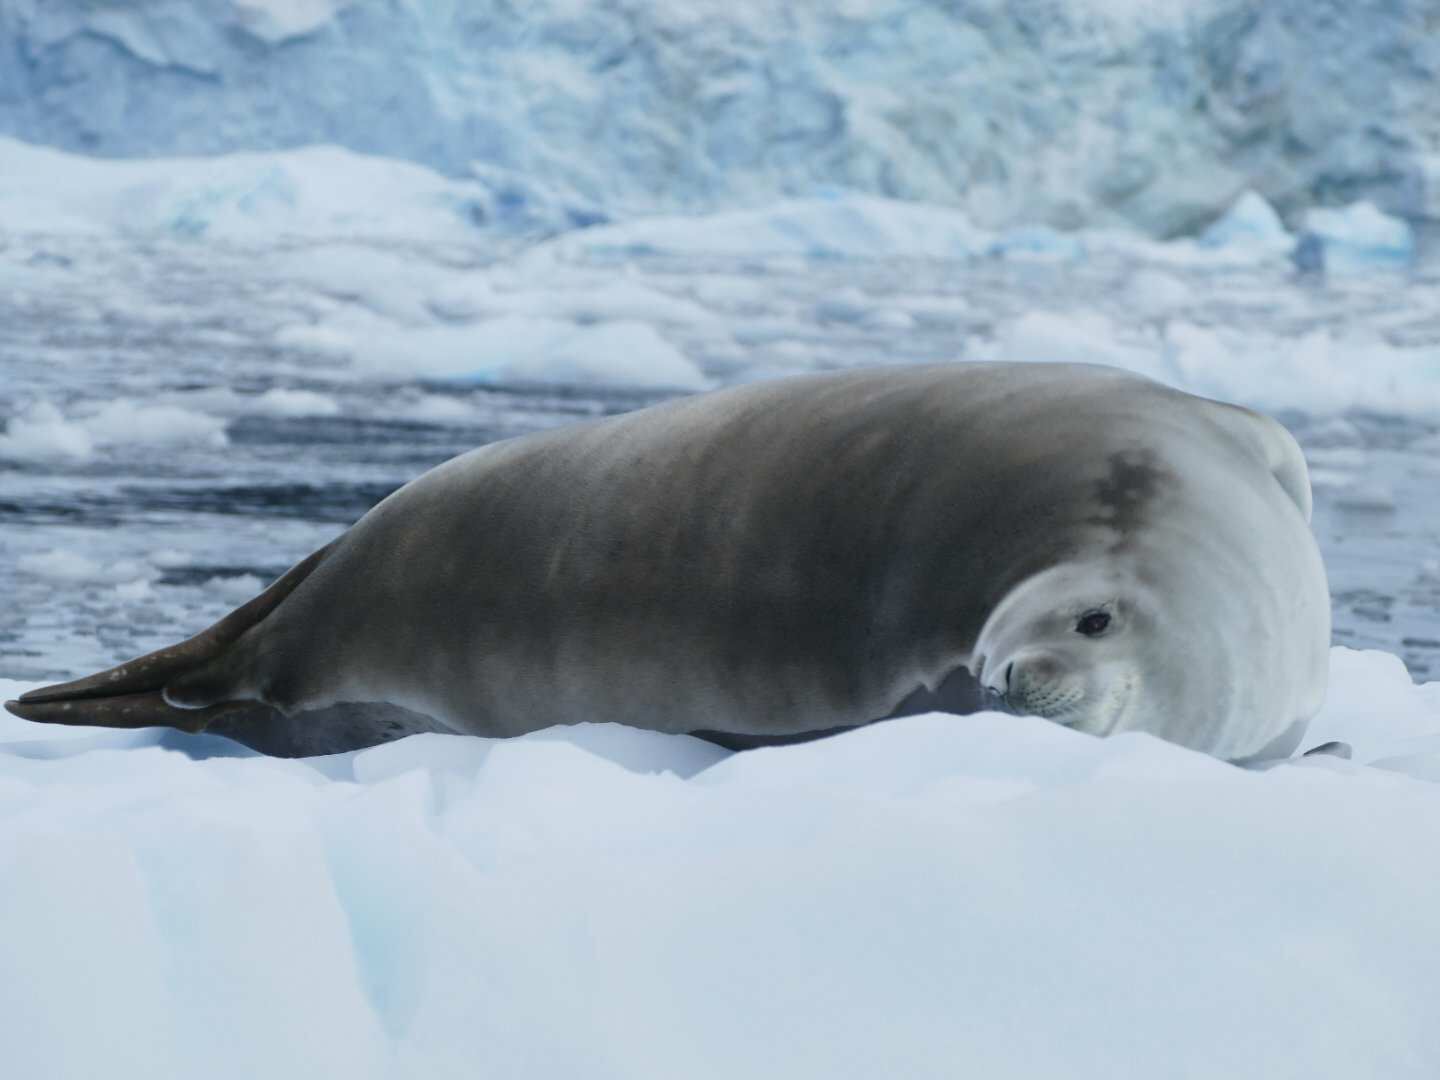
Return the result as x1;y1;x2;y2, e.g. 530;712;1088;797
5;363;1330;761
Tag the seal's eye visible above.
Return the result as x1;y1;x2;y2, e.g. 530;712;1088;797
1075;610;1111;637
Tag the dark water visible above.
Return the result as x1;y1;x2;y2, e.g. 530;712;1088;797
1;232;1438;686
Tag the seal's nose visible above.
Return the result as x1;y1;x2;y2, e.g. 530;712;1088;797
984;661;1014;700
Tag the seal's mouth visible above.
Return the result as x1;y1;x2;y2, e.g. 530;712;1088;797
989;685;1091;726
985;689;1059;722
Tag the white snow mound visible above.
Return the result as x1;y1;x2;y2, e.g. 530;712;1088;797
2;646;1439;1078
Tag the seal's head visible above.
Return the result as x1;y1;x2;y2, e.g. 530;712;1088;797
971;561;1156;739
970;533;1327;762
960;395;1332;764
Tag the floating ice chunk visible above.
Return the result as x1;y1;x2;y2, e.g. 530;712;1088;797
276;245;461;322
865;307;916;330
79;400;229;450
403;393;479;424
1161;322;1440;417
1301;201;1414;271
1306;447;1370;472
692;275;773;309
1161;322;1254;401
998;310;1162;379
814;287;871;323
0;398;228;458
15;550;104;584
233;0;354;44
249;388;342;418
354;317;709;391
113;579;154;602
425;279;496;322
1302;416;1365;449
1125;269;1192;311
813;291;917;330
1199;190;1292;254
1302;449;1366;495
205;574;268;602
567;196;990;260
1307;469;1358;492
429;278;715;327
149;548;194;569
0;402;94;463
1333;486;1397;513
272;321;360;358
988;225;1086;262
352;316;565;379
901;295;970;324
17;550;156;586
513;321;709;390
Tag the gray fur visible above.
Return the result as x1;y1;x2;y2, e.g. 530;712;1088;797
8;363;1331;761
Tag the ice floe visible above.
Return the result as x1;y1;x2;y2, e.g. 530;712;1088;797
1;645;1439;1078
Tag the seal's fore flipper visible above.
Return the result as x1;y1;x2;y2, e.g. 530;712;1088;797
3;543;333;734
1302;740;1353;760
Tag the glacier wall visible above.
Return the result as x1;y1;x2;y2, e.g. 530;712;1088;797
0;0;1438;236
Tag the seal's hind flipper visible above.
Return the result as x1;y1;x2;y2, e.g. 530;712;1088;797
4;542;333;733
4;691;257;733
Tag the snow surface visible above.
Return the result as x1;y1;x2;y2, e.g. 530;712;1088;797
2;646;1439;1078
3;0;1439;235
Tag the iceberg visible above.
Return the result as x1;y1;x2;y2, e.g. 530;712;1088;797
1300;202;1415;272
0;137;487;240
1;0;1436;237
1198;190;1292;256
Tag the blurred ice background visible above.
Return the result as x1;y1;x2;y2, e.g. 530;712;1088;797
4;2;1440;1077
